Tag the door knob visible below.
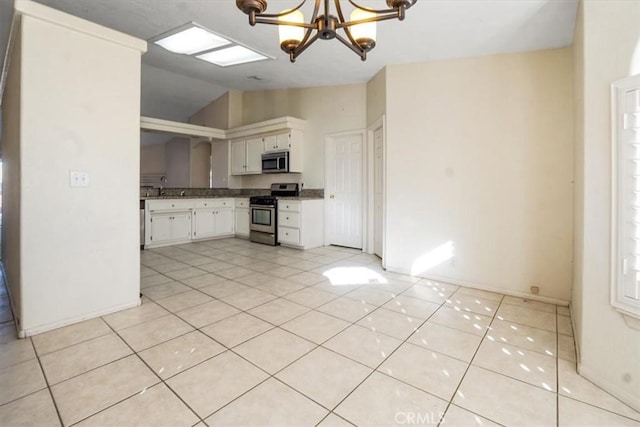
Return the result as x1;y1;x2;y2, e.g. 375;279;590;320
330;194;335;199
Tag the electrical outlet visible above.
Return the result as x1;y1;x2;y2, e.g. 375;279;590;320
70;170;90;187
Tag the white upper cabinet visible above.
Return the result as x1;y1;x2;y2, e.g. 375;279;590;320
227;117;305;175
231;137;264;175
246;137;263;173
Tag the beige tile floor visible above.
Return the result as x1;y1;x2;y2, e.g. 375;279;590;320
0;237;639;426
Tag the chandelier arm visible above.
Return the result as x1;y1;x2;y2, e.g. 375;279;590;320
339;20;360;48
347;0;401;14
255;0;307;18
292;31;322;59
336;12;402;29
295;24;318;54
333;32;367;59
333;0;347;23
254;17;316;29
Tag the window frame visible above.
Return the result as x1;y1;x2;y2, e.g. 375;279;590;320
611;74;640;322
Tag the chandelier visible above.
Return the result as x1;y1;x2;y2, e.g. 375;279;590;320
236;0;417;62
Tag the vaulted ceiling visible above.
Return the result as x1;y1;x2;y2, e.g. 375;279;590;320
0;0;578;124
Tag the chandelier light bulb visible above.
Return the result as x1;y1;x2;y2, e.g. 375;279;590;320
278;9;305;50
350;9;377;51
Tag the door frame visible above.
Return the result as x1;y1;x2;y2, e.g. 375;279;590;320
324;129;367;250
366;116;386;266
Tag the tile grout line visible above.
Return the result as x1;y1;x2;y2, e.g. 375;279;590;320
192;284;404;422
27;337;65;427
317;291;455;424
67;321;207;427
436;294;506;427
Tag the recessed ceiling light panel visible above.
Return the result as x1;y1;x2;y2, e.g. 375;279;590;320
197;45;269;67
152;22;273;67
154;26;231;55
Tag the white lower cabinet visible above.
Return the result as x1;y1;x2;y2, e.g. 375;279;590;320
277;199;324;249
193;199;234;240
145;198;234;248
234;198;250;237
148;211;192;246
215;208;234;235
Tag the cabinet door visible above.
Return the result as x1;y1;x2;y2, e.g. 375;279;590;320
193;209;216;238
215;208;234;235
276;132;290;149
245;137;264;173
150;213;172;243
230;140;247;175
263;135;278;152
171;212;192;240
278;227;300;245
235;208;250;236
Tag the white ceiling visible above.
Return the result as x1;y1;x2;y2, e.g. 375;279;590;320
0;0;578;126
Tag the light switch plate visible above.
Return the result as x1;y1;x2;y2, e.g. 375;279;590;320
69;170;90;187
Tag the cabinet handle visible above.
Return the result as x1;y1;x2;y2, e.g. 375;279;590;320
286;216;289;220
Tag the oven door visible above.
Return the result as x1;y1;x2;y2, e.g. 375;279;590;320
250;205;276;233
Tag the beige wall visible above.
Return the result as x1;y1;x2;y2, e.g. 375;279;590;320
239;84;367;189
190;91;242;187
4;3;145;335
384;49;574;302
140;144;165;175
571;0;585;361
165;137;190;187
573;0;640;410
190;139;211;188
1;20;22;323
366;67;386;126
191;90;243;130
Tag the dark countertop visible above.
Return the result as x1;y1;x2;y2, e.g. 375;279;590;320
141;195;244;200
141;188;324;200
142;195;324;201
276;196;323;200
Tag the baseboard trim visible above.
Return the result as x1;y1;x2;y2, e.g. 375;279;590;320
17;299;141;338
384;266;570;306
577;362;640;413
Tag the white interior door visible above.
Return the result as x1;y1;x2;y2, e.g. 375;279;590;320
373;126;384;257
326;131;364;249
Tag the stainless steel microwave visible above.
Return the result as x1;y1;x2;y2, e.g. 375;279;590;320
262;151;289;173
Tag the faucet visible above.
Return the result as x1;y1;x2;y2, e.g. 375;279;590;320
180;190;186;196
145;188;151;197
159;176;167;196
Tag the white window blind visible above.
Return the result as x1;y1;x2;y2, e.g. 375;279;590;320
613;76;640;319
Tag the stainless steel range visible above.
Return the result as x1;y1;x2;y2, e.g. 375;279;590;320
249;183;299;246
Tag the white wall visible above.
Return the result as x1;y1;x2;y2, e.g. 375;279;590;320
384;49;574;302
573;0;640;410
3;1;146;335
